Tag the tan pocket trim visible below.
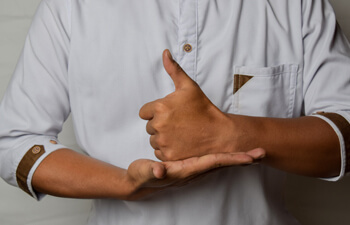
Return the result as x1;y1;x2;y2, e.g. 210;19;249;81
16;145;45;196
317;112;350;173
233;74;253;94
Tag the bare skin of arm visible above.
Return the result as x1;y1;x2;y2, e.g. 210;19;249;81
32;148;265;200
139;50;340;178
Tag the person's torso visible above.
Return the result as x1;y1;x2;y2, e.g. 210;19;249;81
64;0;304;224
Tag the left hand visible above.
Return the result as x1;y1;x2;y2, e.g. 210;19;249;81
126;148;265;200
139;50;234;161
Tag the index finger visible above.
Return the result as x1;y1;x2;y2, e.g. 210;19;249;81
139;101;156;120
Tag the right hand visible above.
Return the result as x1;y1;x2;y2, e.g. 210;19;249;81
125;148;265;200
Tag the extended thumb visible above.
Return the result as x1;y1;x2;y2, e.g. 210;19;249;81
163;49;193;90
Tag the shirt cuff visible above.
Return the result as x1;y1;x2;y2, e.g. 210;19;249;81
13;136;67;200
311;111;350;181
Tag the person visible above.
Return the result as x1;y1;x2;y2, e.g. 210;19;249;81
0;0;349;224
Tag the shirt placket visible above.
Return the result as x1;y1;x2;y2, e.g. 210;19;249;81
177;0;198;81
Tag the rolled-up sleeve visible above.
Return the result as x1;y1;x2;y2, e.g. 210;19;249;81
302;0;350;180
0;0;71;199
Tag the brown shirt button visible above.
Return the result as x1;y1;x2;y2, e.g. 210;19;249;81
183;44;192;53
32;146;41;154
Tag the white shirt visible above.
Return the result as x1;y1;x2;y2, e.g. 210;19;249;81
0;0;350;224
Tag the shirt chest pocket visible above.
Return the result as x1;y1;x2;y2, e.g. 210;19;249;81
232;64;298;118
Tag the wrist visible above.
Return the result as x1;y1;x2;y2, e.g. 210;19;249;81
121;159;166;201
221;113;240;153
223;114;261;153
208;110;239;154
117;171;141;200
103;168;137;201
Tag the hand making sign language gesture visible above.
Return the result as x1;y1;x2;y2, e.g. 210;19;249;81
140;49;341;178
140;50;254;161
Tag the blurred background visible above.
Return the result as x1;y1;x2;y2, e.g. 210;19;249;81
0;0;349;224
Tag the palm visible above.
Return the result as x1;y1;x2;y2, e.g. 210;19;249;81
126;148;264;200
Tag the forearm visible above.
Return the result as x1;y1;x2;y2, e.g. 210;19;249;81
31;147;264;201
227;114;340;178
32;149;133;200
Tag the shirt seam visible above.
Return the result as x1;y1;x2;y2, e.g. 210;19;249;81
194;0;198;82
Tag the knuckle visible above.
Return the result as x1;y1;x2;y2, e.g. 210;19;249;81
154;102;168;114
150;135;169;150
159;151;171;161
156;135;167;148
152;120;165;131
163;150;178;161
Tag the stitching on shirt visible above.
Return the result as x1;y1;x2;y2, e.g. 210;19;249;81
287;68;299;117
194;0;198;82
177;0;181;62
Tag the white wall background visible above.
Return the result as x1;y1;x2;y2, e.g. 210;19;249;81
0;0;349;224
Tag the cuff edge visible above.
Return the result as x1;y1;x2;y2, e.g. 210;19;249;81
313;112;350;175
16;145;46;198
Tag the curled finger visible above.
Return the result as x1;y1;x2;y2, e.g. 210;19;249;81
146;120;157;135
154;149;166;161
150;135;160;150
139;101;156;120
